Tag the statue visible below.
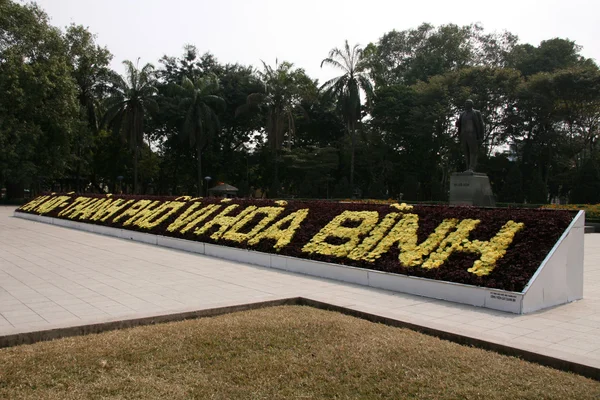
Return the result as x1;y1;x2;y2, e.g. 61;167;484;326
456;99;485;173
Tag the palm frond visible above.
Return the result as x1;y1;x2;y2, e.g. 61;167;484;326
181;76;195;91
320;75;347;94
202;95;226;112
320;57;347;72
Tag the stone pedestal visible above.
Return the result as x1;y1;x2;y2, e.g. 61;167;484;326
450;172;495;207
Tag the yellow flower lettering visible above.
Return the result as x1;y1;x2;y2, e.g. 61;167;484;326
97;200;135;222
194;205;256;240
132;201;187;229
20;196;51;212
422;219;524;275
422;219;480;270
302;211;379;258
362;214;458;266
348;212;399;261
36;196;71;215
58;196;93;218
166;203;220;234
121;201;162;226
68;198;109;220
112;200;154;224
464;221;525;276
248;209;309;250
222;206;285;243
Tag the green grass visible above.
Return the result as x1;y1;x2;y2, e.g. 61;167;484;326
0;306;598;399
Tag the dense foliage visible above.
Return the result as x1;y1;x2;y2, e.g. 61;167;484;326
2;1;599;204
17;194;573;291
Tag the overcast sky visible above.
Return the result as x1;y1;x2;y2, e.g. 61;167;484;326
35;0;600;83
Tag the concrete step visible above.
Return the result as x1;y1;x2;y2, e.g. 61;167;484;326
585;226;595;234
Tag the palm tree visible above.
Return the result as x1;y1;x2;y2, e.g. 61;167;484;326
321;41;374;191
175;74;225;196
104;59;158;194
237;60;310;196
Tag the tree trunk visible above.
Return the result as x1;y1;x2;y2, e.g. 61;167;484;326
76;160;81;193
350;122;356;195
172;160;179;196
271;148;279;198
197;145;203;197
133;145;139;194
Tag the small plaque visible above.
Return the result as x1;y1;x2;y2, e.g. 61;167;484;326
489;291;517;302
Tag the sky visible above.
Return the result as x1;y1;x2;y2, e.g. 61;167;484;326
34;0;600;83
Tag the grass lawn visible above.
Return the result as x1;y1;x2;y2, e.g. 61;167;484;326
0;306;598;399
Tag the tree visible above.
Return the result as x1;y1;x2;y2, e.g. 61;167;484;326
364;23;518;87
281;146;338;198
104;60;158;194
64;24;113;192
208;63;264;187
571;157;600;203
321;40;373;192
526;168;548;204
499;162;524;203
175;74;225;196
0;0;79;198
507;38;595;77
443;67;522;157
238;60;315;196
505;64;600;202
156;49;263;195
159;45;224;86
65;25;113;134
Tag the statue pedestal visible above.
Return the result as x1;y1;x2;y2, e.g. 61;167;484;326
450;172;495;207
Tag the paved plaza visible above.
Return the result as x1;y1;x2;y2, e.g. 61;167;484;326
1;206;599;371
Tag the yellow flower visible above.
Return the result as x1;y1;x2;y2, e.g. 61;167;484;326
194;205;255;240
167;203;220;234
222;206;285;243
248;209;309;250
348;212;399;260
303;211;379;258
35;196;71;215
21;192;526;278
112;200;154;224
132;201;187;230
121;201;162;226
360;214;457;265
421;219;525;276
465;220;525;276
390;203;413;211
19;195;51;212
422;219;480;270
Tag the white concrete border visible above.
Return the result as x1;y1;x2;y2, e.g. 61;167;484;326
521;210;585;313
13;210;584;314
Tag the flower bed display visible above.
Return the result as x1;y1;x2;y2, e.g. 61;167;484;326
542;203;600;221
16;194;575;292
